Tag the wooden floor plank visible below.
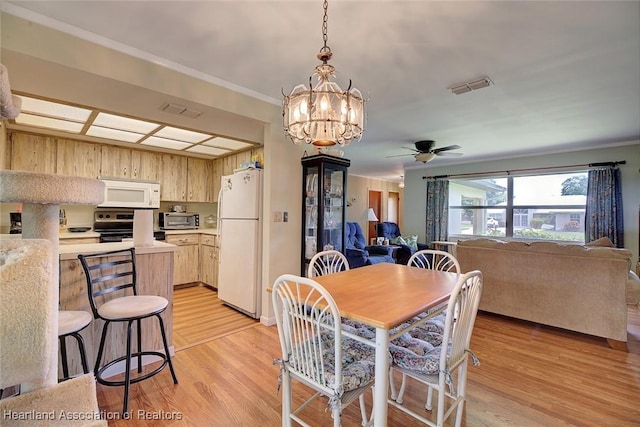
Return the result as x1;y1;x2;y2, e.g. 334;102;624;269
96;296;640;426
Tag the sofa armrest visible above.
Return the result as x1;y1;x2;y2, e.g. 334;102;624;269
366;245;394;256
345;248;368;268
417;242;429;251
394;244;413;265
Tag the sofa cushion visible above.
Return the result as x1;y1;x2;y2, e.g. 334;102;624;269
586;237;615;247
345;222;366;250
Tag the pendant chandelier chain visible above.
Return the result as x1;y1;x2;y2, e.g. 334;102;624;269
319;0;331;63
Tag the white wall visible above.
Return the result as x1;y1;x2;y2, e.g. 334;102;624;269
403;143;640;265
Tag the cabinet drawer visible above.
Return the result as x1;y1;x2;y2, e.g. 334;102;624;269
166;234;200;245
200;234;216;246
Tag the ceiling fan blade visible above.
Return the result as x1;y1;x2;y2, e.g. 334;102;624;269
385;153;415;158
432;144;462;154
435;151;464;157
400;147;420;153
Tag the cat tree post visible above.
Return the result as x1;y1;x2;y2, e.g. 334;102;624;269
0;170;104;387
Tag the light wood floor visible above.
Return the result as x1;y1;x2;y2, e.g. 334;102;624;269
96;296;640;426
172;285;259;351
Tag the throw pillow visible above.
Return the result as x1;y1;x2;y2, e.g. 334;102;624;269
585;237;614;247
391;236;407;246
402;235;419;251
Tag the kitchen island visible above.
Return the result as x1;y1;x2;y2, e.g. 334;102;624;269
59;241;177;378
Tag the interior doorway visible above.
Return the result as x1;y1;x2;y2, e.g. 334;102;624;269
368;190;382;243
388;191;400;226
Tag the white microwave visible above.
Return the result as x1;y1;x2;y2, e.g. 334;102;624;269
98;178;160;209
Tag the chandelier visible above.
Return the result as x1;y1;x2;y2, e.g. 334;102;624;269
283;0;365;147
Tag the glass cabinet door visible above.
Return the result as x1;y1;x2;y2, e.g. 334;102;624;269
304;166;319;262
301;154;350;276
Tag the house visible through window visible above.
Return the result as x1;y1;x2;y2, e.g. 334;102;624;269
448;172;587;242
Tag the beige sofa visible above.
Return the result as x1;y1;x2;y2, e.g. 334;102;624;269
456;238;635;350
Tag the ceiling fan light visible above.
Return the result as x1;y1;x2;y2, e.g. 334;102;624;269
415;152;436;163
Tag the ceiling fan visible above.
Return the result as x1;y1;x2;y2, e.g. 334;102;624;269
387;140;464;163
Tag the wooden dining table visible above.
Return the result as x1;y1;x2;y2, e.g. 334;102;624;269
312;262;460;427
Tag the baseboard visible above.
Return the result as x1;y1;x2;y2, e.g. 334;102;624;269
260;315;275;327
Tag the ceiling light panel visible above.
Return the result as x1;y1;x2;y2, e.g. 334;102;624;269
153;126;212;143
186;145;232;156
141;136;192;150
20;96;91;121
86;126;144;143
203;137;253;150
93;112;160;133
14;113;84;133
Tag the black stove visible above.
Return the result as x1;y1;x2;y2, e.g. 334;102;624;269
94;209;165;243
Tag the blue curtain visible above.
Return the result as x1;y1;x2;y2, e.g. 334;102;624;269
585;167;624;247
425;179;449;247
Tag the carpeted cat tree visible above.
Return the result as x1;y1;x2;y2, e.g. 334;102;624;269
0;170;107;425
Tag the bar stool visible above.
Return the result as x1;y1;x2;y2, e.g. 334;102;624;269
77;247;178;415
58;310;92;382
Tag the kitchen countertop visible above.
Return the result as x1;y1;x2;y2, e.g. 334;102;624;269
59;230;100;239
59;240;177;260
2;228;218;239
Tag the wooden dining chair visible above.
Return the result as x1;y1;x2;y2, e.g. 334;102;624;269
271;274;375;427
307;249;349;278
388;270;483;427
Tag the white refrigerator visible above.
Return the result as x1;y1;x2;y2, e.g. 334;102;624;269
217;169;263;318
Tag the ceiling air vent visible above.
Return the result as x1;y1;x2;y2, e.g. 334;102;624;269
161;102;202;118
449;77;493;95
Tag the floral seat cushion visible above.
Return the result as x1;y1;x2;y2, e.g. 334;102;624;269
288;331;383;392
389;330;444;375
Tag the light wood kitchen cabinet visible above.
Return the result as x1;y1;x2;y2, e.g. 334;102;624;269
159;154;188;201
166;233;200;286
187;158;213;202
100;145;131;178
131;150;159;181
100;146;160;181
199;234;218;289
211;161;222;202
9;132;56;173
57;139;101;178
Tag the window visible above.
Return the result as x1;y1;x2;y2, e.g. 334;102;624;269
448;172;587;242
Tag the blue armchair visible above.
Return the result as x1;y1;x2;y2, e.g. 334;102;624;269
344;222;395;268
375;222;429;265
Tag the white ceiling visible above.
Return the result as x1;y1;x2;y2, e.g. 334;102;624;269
2;1;639;180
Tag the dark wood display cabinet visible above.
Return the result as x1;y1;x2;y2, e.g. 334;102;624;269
301;154;350;276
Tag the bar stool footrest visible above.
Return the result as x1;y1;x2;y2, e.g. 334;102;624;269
95;351;169;387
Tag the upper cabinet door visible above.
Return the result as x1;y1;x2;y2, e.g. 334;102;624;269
159;154;187;201
131;150;159;181
187;158;213;202
56;139;101;178
10;132;56;173
100;145;131;179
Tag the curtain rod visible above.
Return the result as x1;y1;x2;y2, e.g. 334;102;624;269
422;160;626;180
